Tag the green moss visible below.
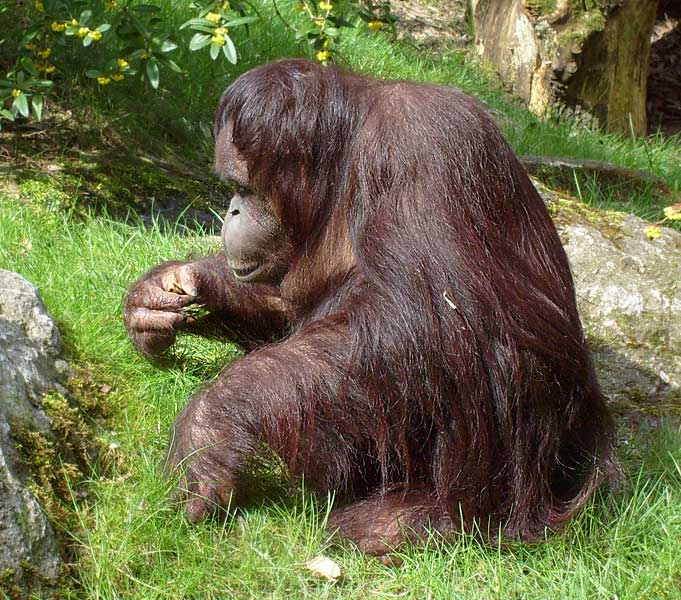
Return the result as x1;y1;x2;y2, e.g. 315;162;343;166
584;0;610;10
5;120;224;220
556;7;607;47
18;179;74;212
0;569;23;600
523;0;609;22
10;368;120;543
67;367;119;420
11;421;82;528
523;0;558;16
15;161;211;218
547;194;625;240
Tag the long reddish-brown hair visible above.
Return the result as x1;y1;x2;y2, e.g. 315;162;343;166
211;58;619;540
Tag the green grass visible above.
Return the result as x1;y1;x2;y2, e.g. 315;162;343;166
2;2;681;597
2;182;681;599
17;0;679;227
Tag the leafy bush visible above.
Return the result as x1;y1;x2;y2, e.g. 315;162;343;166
0;0;396;128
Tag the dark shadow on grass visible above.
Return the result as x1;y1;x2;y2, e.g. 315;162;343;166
3;120;232;235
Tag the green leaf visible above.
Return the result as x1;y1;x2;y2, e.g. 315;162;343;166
146;59;160;89
165;59;182;73
31;94;43;120
13;93;29;118
160;39;177;53
96;23;111;32
224;16;259;27
209;42;220;60
0;109;15;120
19;56;38;77
328;15;354;28
187;24;217;34
79;9;93;25
85;69;101;78
83;35;93;47
128;48;149;60
19;29;39;46
180;17;212;30
128;13;149;36
132;4;161;13
116;24;138;37
223;35;237;64
189;33;211;51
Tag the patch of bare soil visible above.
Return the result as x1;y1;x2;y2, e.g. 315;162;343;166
391;0;470;50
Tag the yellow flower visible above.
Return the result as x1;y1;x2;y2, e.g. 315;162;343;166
77;27;90;38
214;27;228;36
316;50;331;62
367;20;384;30
663;204;681;221
11;89;22;98
45;65;56;73
97;76;111;85
211;34;226;46
89;30;103;41
71;19;78;26
296;3;306;10
35;0;45;12
38;48;52;58
312;16;325;25
51;22;67;32
645;225;662;240
205;12;221;23
117;58;129;69
112;73;124;81
319;1;332;10
104;1;118;9
140;51;149;59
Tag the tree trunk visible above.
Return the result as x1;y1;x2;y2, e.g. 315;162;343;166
467;0;659;136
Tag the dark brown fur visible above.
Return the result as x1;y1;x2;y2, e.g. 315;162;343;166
129;58;619;553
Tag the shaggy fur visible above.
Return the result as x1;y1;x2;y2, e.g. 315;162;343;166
130;59;619;552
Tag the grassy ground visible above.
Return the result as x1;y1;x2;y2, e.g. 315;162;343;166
1;188;680;600
2;1;681;598
6;0;679;223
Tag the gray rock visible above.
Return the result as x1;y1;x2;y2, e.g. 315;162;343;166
0;269;63;597
0;270;62;355
548;194;681;426
0;423;60;593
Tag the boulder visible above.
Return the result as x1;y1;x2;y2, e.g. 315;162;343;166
0;270;65;598
541;187;681;430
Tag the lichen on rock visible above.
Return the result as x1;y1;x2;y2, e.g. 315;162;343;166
0;270;65;598
0;270;115;599
539;184;681;431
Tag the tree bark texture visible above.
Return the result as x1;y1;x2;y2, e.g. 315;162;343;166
467;0;659;136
